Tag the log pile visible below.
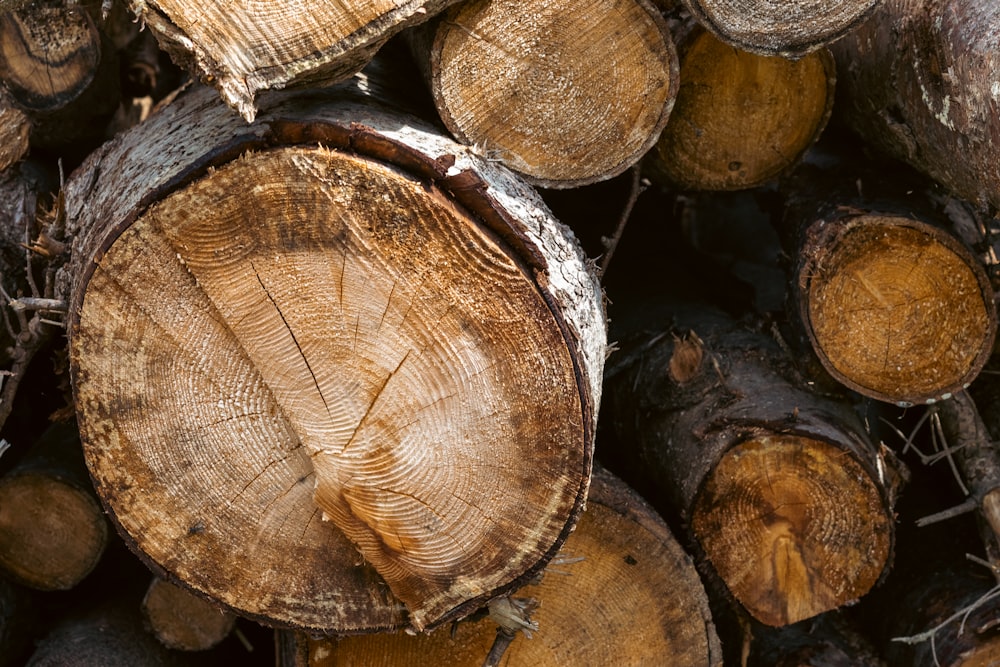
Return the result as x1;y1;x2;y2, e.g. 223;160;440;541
1;0;999;665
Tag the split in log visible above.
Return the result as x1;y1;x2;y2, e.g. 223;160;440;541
278;466;723;666
644;23;834;191
831;0;1000;212
782;157;997;407
0;419;108;591
130;0;465;121
605;301;899;627
142;577;237;652
59;71;605;634
679;0;882;57
410;0;678;188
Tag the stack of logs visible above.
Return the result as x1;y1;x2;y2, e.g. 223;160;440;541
1;0;999;665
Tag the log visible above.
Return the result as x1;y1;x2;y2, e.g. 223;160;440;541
680;0;882;56
747;611;887;667
278;466;723;666
141;577;237;651
782;157;997;407
410;0;678;188
57;69;605;634
605;301;899;627
831;0;1000;212
644;23;834;191
130;0;464;121
0;91;28;171
0;419;108;591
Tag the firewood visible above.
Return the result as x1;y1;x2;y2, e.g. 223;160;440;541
141;577;236;651
277;466;723;666
0;420;108;591
679;0;881;56
409;0;678;188
129;0;464;121
832;1;1000;211
0;92;28;171
782;157;997;407
58;66;605;635
605;301;899;627
644;23;834;191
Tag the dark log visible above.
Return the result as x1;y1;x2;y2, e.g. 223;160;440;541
0;575;38;666
747;611;887;667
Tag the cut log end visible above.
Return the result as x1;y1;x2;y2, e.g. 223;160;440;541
430;0;678;187
691;434;892;627
646;27;833;191
801;217;996;406
142;577;236;651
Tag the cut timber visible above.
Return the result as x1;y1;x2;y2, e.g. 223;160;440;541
0;420;108;591
784;160;997;406
59;78;605;634
606;302;897;627
142;577;236;651
414;0;678;188
644;24;834;191
131;0;464;121
832;1;1000;211
680;0;881;56
278;466;723;666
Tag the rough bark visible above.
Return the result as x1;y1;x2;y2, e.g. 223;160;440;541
831;0;1000;212
58;69;605;635
142;577;237;651
409;0;677;188
782;157;997;407
644;22;834;191
606;301;898;627
680;0;882;56
0;419;108;591
278;466;723;666
129;0;464;122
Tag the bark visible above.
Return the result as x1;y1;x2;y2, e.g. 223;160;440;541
0;419;108;591
278;466;723;666
141;577;237;651
57;66;605;635
831;0;1000;212
409;0;678;188
680;0;882;56
129;0;464;122
644;22;834;191
0;92;28;172
605;301;899;627
782;156;997;407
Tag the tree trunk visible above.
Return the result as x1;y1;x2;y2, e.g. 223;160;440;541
129;0;464;121
278;465;723;666
409;0;678;188
58;67;605;635
0;419;108;591
605;301;899;627
141;577;237;651
644;21;834;191
781;157;997;407
831;0;1000;212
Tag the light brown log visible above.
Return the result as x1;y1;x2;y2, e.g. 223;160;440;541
413;0;678;188
606;301;898;627
0;420;108;591
58;71;605;634
130;0;464;121
142;577;237;651
832;1;1000;212
278;466;723;666
680;0;882;56
782;158;997;407
644;23;834;191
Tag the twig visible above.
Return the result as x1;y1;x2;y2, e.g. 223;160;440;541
481;629;516;667
916;497;978;527
598;166;647;279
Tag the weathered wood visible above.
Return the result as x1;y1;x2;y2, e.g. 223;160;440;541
644;23;834;191
782;157;997;407
58;70;605;634
130;0;465;121
832;1;1000;212
680;0;882;56
411;0;678;188
278;466;723;666
606;301;898;627
0;419;107;591
142;577;237;651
